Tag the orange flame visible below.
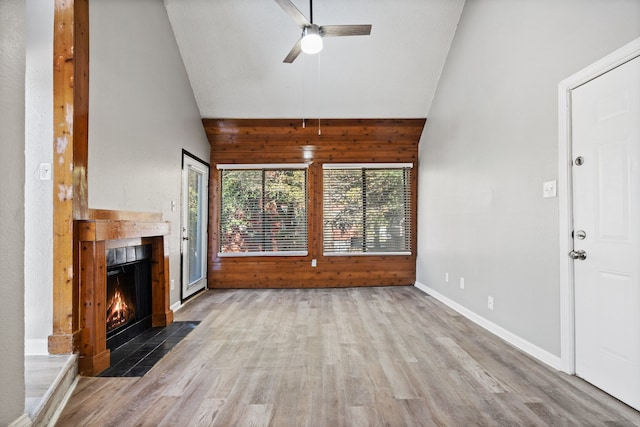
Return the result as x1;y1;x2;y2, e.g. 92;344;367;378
106;287;135;331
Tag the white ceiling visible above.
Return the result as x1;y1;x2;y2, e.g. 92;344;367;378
164;0;465;119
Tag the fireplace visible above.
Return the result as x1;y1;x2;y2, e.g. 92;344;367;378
106;245;153;350
75;212;174;376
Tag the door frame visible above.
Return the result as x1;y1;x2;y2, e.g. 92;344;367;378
181;150;210;301
558;37;640;374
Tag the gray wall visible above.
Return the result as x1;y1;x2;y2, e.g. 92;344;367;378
416;0;640;357
0;0;26;423
88;0;210;304
24;0;54;355
23;0;209;355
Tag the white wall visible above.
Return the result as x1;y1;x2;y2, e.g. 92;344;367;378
0;0;27;423
417;0;640;359
89;0;210;305
164;0;465;119
24;0;53;355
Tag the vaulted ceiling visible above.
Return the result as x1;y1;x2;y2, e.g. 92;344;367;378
164;0;465;119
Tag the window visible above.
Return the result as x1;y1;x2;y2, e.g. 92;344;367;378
323;163;412;255
218;164;308;256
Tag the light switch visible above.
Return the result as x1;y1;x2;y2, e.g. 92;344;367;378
543;180;557;198
39;163;52;181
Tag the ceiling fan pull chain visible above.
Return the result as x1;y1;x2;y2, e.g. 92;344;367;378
318;53;322;135
302;54;306;128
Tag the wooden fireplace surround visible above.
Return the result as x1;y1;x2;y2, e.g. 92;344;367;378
75;210;174;376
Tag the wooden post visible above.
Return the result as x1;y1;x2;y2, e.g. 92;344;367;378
49;0;90;354
149;236;174;327
77;239;110;375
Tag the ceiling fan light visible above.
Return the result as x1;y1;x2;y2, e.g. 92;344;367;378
301;27;323;54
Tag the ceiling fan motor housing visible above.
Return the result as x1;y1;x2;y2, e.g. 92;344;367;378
301;25;323;54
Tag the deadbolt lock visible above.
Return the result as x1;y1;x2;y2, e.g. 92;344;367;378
574;156;584;166
575;230;586;240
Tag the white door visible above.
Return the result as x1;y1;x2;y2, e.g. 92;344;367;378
571;56;640;410
181;152;209;299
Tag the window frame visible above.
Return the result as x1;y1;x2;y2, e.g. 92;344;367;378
322;163;413;257
216;163;310;257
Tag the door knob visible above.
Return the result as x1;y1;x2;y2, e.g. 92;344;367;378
569;249;587;260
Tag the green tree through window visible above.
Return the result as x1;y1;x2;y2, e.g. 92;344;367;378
219;167;308;255
323;165;412;254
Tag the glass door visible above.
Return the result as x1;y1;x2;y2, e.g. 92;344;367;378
181;152;209;299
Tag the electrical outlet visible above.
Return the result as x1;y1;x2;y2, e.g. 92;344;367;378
460;277;465;289
170;279;175;290
488;296;494;310
311;259;317;267
445;272;449;283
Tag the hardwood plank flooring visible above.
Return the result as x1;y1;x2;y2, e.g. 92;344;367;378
55;287;640;426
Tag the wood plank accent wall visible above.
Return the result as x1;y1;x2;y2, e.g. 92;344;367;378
203;118;425;288
50;0;90;354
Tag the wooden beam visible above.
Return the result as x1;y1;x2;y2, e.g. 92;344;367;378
76;220;170;242
88;209;163;222
77;240;110;376
49;0;90;354
148;236;174;327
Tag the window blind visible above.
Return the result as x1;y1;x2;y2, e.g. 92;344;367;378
219;167;308;256
323;165;412;255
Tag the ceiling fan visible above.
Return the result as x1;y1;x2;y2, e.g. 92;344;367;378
274;0;372;63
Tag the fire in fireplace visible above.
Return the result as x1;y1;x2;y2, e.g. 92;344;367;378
106;245;153;350
106;273;137;332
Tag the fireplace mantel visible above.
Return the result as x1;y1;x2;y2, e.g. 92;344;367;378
75;210;173;376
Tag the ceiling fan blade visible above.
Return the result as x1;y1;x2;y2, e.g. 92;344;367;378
274;0;310;28
320;24;372;37
283;38;303;63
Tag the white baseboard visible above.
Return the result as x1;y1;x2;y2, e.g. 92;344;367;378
25;339;49;356
47;377;79;427
170;300;182;312
414;281;561;370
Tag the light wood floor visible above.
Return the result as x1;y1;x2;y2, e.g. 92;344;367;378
25;354;74;418
56;287;640;426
